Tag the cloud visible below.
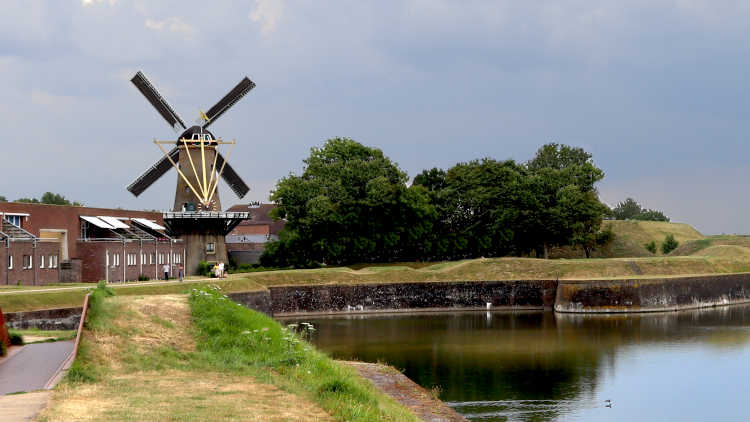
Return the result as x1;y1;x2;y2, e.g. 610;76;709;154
144;17;195;37
81;0;118;6
250;0;284;37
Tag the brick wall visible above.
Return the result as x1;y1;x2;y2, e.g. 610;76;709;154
77;240;184;283
0;202;165;261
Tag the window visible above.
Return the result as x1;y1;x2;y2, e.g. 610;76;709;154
149;253;154;264
23;255;32;269
206;242;215;254
113;254;120;267
141;253;146;264
8;255;12;269
6;215;22;227
40;255;45;269
49;255;58;268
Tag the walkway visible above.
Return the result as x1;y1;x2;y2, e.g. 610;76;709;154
0;341;74;395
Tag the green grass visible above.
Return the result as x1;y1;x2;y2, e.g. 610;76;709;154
8;328;76;343
51;284;417;421
189;286;419;421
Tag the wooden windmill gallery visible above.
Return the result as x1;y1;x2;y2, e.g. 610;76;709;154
127;71;254;275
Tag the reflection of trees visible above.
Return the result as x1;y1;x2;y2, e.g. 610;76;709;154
287;303;750;422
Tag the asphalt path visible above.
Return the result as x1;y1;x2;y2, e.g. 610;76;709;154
0;341;74;395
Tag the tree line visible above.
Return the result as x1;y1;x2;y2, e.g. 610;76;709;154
0;192;83;206
260;138;613;268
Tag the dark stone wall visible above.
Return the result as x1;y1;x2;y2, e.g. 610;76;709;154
228;290;273;316
4;307;83;330
268;281;558;316
556;273;750;313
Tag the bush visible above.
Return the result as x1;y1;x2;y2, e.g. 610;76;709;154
0;340;6;356
138;274;150;281
9;331;24;346
644;241;657;254
197;261;214;277
661;234;679;254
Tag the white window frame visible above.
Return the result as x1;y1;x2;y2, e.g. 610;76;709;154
40;255;45;269
8;255;12;270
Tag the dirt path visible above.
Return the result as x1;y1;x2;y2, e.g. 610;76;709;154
0;391;51;422
343;361;467;422
39;294;334;422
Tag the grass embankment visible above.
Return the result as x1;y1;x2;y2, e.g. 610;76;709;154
8;252;750;312
39;286;417;422
8;328;75;344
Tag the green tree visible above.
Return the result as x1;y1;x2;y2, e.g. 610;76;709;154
613;197;669;221
0;195;6;202
526;143;607;258
14;192;83;206
633;209;669;222
644;241;657;254
612;198;642;220
262;138;435;267
661;234;679;254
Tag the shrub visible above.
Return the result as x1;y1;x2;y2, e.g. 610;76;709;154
661;234;679;254
197;261;214;277
9;331;24;345
644;241;657;254
138;274;150;281
0;340;6;356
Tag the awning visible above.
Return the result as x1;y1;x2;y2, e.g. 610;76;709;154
132;218;166;231
98;216;129;229
80;216;115;229
1;212;30;217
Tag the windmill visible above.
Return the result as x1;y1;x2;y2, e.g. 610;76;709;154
127;71;254;211
127;71;254;274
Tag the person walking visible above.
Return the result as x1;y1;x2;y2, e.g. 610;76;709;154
178;263;184;281
163;263;170;280
218;262;225;278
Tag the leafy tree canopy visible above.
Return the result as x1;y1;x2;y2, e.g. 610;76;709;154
263;138;434;267
612;197;669;222
0;195;7;202
14;192;83;206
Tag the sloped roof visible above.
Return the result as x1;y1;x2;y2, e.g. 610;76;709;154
226;203;285;234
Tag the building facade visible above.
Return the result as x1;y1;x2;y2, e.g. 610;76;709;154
225;204;285;265
0;203;184;284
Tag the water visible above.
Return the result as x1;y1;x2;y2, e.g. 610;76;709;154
283;305;750;421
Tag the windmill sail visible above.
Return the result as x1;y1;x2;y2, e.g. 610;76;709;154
131;71;187;133
127;147;179;196
215;152;250;198
202;77;255;129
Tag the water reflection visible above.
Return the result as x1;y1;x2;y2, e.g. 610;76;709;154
283;304;750;421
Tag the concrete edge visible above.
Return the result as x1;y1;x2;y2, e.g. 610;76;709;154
275;306;545;318
43;293;90;390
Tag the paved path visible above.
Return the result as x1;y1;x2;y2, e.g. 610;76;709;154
0;277;217;296
0;341;74;395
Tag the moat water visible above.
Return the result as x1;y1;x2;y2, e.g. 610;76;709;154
285;304;750;421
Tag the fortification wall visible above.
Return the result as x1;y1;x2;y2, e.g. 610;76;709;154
555;273;750;313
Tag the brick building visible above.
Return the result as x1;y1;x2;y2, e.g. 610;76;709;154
225;204;285;265
0;203;184;284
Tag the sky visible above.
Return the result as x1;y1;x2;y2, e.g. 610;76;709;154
1;0;749;234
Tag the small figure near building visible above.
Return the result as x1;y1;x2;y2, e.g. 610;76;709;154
178;264;184;281
163;263;170;280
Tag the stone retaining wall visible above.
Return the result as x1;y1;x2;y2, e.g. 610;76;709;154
555;273;750;313
268;280;558;316
4;307;82;330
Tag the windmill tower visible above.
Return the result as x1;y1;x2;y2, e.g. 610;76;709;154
126;71;254;275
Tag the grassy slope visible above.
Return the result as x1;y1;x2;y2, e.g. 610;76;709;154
552;220;706;258
39;287;416;422
8;252;750;312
